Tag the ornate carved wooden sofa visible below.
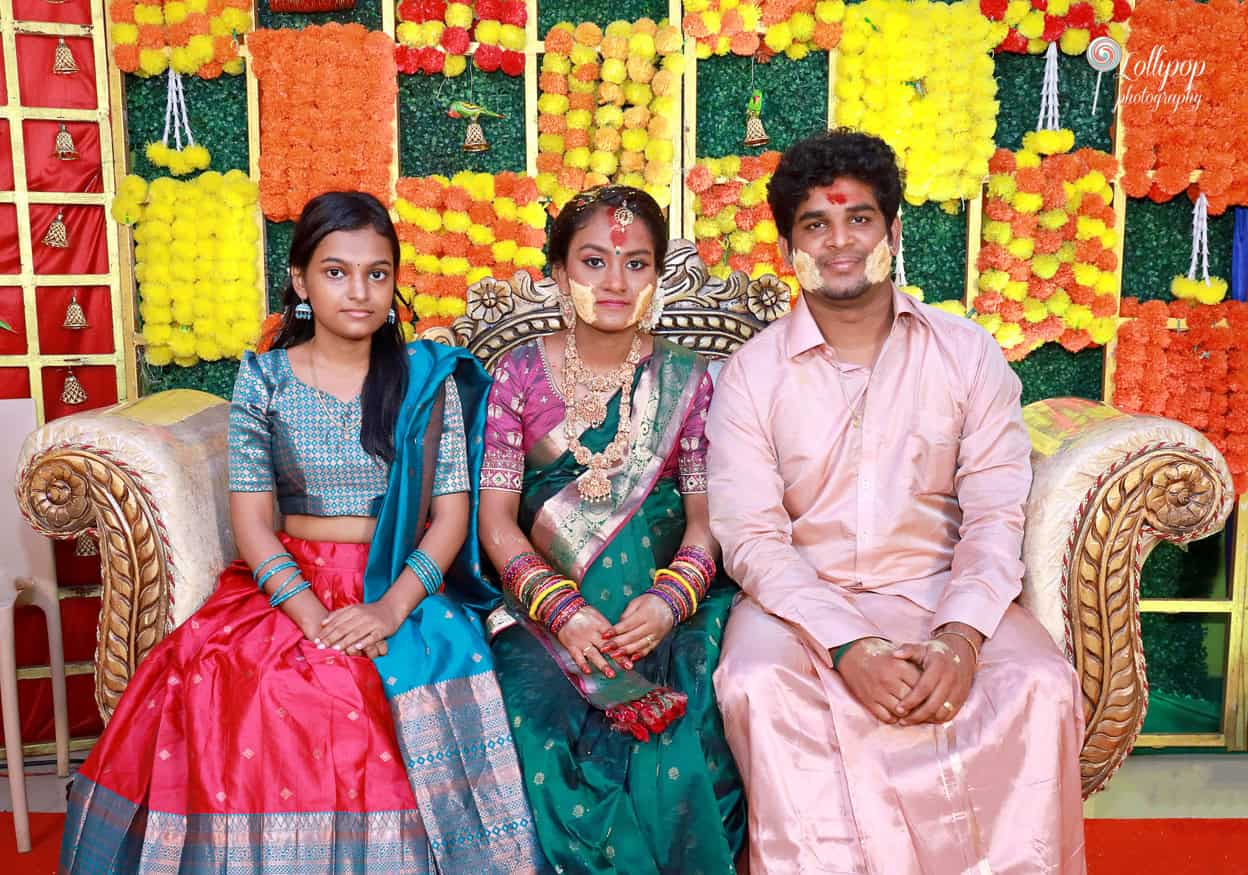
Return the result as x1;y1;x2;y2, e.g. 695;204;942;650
15;241;1234;799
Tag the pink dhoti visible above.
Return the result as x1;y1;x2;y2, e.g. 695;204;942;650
714;593;1086;874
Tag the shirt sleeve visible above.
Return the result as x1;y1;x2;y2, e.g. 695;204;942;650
931;333;1032;638
480;351;526;492
676;370;713;495
706;354;884;662
432;377;470;496
228;351;275;493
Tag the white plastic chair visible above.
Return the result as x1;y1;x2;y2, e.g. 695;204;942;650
0;398;68;853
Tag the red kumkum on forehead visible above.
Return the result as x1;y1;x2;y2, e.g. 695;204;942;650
813;184;852;205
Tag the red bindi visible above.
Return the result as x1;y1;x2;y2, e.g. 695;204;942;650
814;184;851;205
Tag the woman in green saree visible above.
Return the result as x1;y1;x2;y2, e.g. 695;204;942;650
478;186;745;874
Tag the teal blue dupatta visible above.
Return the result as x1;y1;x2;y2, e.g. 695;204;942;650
365;339;547;873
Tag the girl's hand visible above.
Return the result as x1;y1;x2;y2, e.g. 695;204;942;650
605;594;675;661
318;602;403;654
554;605;617;677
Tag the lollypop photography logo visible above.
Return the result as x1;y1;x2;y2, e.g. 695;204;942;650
1119;44;1206;113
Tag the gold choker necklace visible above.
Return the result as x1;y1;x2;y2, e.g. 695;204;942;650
562;330;642;502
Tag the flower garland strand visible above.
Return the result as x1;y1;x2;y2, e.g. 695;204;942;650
537;19;683;212
394;172;546;331
111;170;264;367
681;0;843;59
834;0;998;212
980;0;1129;55
1120;0;1248;214
108;0;251;78
145;69;212;176
1171;193;1229;304
249;24;397;222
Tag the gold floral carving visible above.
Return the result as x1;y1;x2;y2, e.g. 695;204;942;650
16;445;171;723
1068;446;1231;798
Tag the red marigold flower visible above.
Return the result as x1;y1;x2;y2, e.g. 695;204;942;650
398;0;422;20
501;50;525;76
980;0;1008;19
441;26;471;55
474;43;503;72
1041;15;1065;42
999;29;1029;53
419;46;445;74
475;0;503;19
500;0;527;26
1067;2;1095;27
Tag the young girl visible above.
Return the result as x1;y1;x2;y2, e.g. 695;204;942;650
60;192;546;873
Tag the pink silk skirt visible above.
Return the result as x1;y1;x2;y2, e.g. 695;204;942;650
714;593;1087;875
60;534;436;873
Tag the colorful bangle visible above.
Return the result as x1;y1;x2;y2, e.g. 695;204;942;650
542;589;582;625
547;594;587;634
256;560;297;590
253;551;292;578
673;545;716;583
528;579;568;619
654;569;699;617
648;587;683;621
669;559;710;598
271;580;311;609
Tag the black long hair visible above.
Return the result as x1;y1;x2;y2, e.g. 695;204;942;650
271;191;408;464
547;185;669;269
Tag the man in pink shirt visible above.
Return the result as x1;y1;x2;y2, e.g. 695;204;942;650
707;130;1086;874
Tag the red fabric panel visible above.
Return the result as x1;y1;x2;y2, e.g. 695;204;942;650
0;120;12;190
23;119;103;193
0;673;102;746
0;367;32;398
37;286;114;354
0;48;6;103
53;534;104;589
30;203;107;274
0;204;18;273
40;364;117;420
13;0;94;25
0;287;26;354
15;34;97;110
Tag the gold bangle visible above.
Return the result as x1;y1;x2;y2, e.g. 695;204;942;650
657;568;700;613
936;629;981;665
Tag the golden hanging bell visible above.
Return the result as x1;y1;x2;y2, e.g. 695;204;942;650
61;369;87;405
53;38;79;75
63;292;89;329
74;533;99;556
462;121;489;153
42;211;69;248
744;113;770;148
54;123;78;160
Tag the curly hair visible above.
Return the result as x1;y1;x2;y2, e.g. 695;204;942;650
766;128;903;244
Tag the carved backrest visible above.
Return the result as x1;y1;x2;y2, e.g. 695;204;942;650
424;239;792;368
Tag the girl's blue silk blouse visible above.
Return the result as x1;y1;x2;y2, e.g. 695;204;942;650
228;348;468;517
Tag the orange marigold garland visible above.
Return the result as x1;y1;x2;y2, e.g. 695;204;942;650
536;19;683;212
975;140;1121;360
394;172;546;331
1115;298;1248;491
108;0;251;78
1120;0;1248;214
250;25;396;222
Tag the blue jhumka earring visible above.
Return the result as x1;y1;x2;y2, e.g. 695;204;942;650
294;300;312;320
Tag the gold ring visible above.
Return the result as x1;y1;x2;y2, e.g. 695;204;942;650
642;634;654;645
582;644;595;655
942;701;954;713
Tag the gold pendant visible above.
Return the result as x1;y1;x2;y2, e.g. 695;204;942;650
577;469;612;502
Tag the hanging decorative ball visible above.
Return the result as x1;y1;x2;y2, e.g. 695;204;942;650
63;292;89;330
42;211;69;248
54;123;78;160
74;533;99;556
61;369;88;405
53;38;79;75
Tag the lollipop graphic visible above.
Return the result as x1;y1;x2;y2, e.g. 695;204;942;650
1086;36;1123;116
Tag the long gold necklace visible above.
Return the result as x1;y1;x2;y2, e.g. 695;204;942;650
829;347;867;429
562;329;642;502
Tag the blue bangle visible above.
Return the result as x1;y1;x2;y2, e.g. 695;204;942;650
268;569;304;606
404;549;443;597
253;551;291;575
256;560;297;590
270;581;311;609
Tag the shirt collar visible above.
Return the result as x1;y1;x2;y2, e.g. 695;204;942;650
785;283;925;360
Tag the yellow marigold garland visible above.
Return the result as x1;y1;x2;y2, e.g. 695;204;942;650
108;0;251;78
112;170;264;367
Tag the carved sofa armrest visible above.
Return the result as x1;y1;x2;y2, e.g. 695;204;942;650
15;390;233;723
1020;397;1234;798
